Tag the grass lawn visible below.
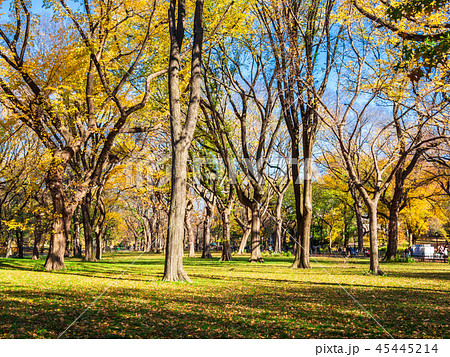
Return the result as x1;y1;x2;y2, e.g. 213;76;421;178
0;252;448;339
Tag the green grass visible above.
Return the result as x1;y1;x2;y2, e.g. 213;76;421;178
0;252;448;339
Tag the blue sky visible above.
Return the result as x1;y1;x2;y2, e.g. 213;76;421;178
32;0;43;8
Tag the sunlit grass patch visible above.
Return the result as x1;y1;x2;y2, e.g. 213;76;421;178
0;253;448;338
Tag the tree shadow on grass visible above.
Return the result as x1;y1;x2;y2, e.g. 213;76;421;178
0;283;386;339
386;270;450;282
1;278;448;339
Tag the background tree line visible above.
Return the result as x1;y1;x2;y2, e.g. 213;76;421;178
0;0;449;280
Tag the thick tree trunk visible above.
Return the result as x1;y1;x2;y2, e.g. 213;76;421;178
221;240;231;262
32;239;40;260
95;229;103;260
289;138;305;267
237;207;251;254
65;233;70;257
94;200;106;260
368;203;382;275
385;211;399;261
355;202;364;251
81;194;95;262
73;207;82;257
163;0;203;282
292;140;311;269
237;227;250;255
16;229;24;258
163;144;191;281
385;170;403;261
32;213;43;260
44;174;68;271
274;195;283;254
201;204;213;259
249;200;263;263
350;184;364;252
220;208;232;262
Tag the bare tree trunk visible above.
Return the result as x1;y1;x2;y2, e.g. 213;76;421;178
96;225;106;260
355;201;364;251
65;233;70;257
237;207;251;254
163;0;204;282
96;234;103;258
16;229;24;258
349;183;364;252
220;206;232;262
95;198;106;260
274;194;283;253
185;206;196;258
249;200;263;262
164;145;191;281
292;140;312;269
44;172;68;271
73;206;82;257
385;170;403;261
237;228;250;255
368;202;382;275
202;204;213;259
143;216;151;252
95;230;103;260
150;215;158;253
81;194;95;262
385;203;400;261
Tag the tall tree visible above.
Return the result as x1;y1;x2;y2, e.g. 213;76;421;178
258;0;340;268
316;22;443;274
202;33;281;262
163;0;204;282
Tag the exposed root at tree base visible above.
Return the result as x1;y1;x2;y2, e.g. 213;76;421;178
248;258;264;263
44;262;66;271
290;263;312;269
82;257;97;262
162;273;192;283
369;269;385;276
